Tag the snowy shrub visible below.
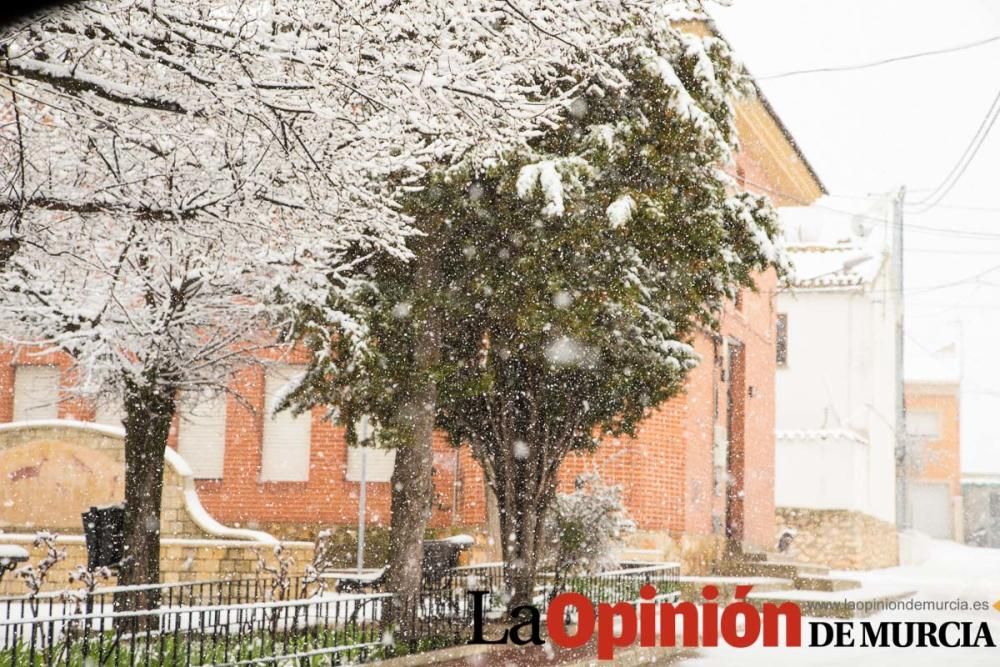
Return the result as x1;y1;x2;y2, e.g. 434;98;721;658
543;473;636;578
255;544;295;603
63;564;113;618
15;532;66;613
299;530;334;599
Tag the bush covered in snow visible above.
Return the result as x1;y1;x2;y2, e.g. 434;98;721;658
543;473;636;578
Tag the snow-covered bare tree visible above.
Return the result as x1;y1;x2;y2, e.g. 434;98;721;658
0;0;712;612
288;2;787;611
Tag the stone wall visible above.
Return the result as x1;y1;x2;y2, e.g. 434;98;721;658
0;536;314;595
0;422;313;596
775;507;898;569
617;529;724;576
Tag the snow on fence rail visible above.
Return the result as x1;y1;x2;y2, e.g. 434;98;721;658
448;561;681;610
0;563;681;665
1;592;392;666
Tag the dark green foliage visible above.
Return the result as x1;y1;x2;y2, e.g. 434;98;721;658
287;22;785;606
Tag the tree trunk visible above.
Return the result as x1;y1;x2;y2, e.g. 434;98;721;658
484;480;503;561
496;484;545;611
384;251;440;643
384;434;435;640
115;378;176;617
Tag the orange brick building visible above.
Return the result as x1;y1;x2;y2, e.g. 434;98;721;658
0;22;825;568
905;380;962;541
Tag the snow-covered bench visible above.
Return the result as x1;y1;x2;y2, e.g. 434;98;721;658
0;545;28;582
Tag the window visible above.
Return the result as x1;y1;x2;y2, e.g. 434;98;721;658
12;366;61;421
94;401;125;428
177;391;227;479
989;493;1000;518
776;313;788;366
346;448;396;482
907;411;941;440
345;415;395;482
260;365;311;482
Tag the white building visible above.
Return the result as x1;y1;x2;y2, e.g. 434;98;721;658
773;196;901;568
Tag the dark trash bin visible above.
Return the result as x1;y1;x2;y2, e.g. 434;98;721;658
81;504;126;569
421;537;471;588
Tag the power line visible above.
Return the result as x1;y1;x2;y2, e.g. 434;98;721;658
772;258;1000;296
906;85;1000;213
818;192;1000;214
759;36;1000;214
759;33;1000;80
908;247;1000;255
903;262;1000;295
730;172;1000;240
900;201;1000;214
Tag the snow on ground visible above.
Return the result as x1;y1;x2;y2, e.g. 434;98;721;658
677;539;1000;666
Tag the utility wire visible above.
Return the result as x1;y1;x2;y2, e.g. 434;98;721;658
759;33;1000;80
906;85;1000;213
908;247;1000;255
815;192;1000;213
730;172;1000;240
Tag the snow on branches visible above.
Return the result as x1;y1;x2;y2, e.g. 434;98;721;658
0;0;715;401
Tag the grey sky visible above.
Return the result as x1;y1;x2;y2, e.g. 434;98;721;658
710;0;1000;473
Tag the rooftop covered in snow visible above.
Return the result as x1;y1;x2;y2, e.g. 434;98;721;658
779;195;894;289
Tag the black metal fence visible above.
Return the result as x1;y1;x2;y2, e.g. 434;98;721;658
2;592;389;666
451;561;681;609
0;562;679;665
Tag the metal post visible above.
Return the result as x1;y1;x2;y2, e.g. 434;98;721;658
893;187;909;529
357;446;367;573
356;415;373;573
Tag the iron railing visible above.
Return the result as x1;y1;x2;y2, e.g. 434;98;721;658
450;561;681;609
1;591;389;666
0;562;680;665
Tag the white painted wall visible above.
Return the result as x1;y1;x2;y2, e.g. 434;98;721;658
775;432;870;512
776;269;899;523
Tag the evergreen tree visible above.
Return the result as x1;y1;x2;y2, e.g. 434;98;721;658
2;0;666;612
290;7;787;614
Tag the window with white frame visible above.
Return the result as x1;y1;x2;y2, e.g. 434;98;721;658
345;415;395;482
907;410;941;440
177;391;227;479
12;366;61;421
260;365;311;482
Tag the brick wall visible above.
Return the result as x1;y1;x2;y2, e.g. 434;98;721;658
0;276;779;556
556;276;778;554
725;273;779;550
905;384;961;497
